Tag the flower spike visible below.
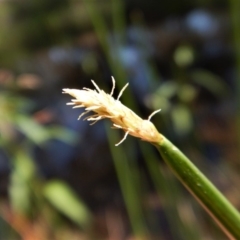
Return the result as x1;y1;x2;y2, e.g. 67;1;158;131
63;78;162;145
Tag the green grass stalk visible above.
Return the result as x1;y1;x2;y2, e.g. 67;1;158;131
105;124;149;238
140;142;201;239
155;136;240;239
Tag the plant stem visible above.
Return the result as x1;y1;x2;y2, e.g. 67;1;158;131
140;142;201;239
155;136;240;240
105;123;149;238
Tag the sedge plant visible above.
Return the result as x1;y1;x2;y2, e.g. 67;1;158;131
63;77;240;239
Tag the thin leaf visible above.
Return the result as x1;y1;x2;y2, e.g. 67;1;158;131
191;70;229;97
44;180;91;229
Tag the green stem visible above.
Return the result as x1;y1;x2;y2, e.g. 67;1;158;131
154;136;240;239
140;142;201;239
105;123;149;237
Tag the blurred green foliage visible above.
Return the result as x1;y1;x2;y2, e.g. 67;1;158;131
0;81;90;238
146;70;229;137
0;0;112;67
44;180;92;229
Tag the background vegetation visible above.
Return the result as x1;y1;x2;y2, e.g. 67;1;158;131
0;0;240;239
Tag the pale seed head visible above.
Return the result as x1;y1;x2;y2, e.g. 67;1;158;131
63;77;162;145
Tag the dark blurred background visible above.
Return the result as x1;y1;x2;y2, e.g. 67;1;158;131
0;0;240;239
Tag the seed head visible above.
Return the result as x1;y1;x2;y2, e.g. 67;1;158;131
62;77;162;145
